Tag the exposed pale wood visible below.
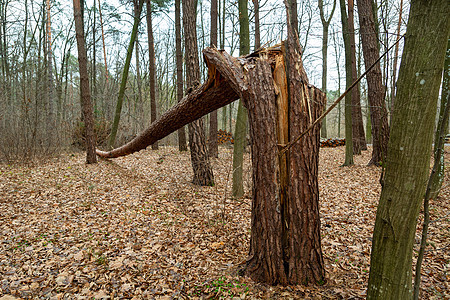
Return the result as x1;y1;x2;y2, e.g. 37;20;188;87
274;54;289;211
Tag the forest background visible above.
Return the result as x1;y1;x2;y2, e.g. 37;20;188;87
0;0;408;161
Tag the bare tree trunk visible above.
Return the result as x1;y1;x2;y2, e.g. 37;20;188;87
348;0;366;154
146;0;158;149
98;0;109;83
0;0;4;80
357;0;390;165
73;0;97;164
96;40;326;285
232;0;250;198
108;0;143;148
183;0;214;186
356;32;367;151
208;0;219;157
134;31;143;131
92;0;97;106
175;0;187;151
339;0;354;165
367;1;449;297
244;29;325;285
46;0;54;135
221;0;229;133
253;0;261;49
389;0;403;116
287;0;298;37
0;0;9;81
318;0;337;139
332;26;342;137
429;38;449;201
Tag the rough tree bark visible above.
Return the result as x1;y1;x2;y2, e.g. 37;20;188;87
339;0;353;165
348;0;366;154
367;0;449;298
243;4;325;284
183;0;214;186
252;0;260;49
96;49;239;158
357;0;390;165
287;0;298;36
175;0;187;151
208;0;219;158
73;0;97;164
96;1;326;280
146;0;158;150
97;39;326;285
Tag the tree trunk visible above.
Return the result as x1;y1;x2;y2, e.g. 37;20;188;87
0;0;4;79
339;0;353;165
46;0;54;134
92;0;97;106
287;0;298;37
175;0;187;151
232;0;250;198
232;100;248;197
320;24;328;139
96;49;239;158
244;30;325;285
356;32;367;151
133;0;143;133
367;1;449;298
357;0;390;165
0;0;9;81
208;0;219;158
108;0;143;148
221;0;229;133
429;38;449;201
318;0;336;139
73;0;97;164
253;0;260;49
97;40;326;286
348;0;366;154
98;0;109;83
183;0;214;186
389;0;403;116
332;28;342;138
146;0;158;150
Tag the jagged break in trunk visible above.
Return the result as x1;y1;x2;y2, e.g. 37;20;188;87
97;40;325;285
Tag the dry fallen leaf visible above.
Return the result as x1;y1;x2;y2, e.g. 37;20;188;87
0;146;448;299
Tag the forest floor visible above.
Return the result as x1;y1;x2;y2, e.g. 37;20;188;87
0;146;448;299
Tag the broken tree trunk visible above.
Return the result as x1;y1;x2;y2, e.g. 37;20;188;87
243;32;325;285
97;50;240;158
97;41;325;285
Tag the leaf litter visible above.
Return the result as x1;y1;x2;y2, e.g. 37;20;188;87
0;146;448;299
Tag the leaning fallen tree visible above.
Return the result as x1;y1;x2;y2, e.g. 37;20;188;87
97;31;326;285
96;48;240;158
